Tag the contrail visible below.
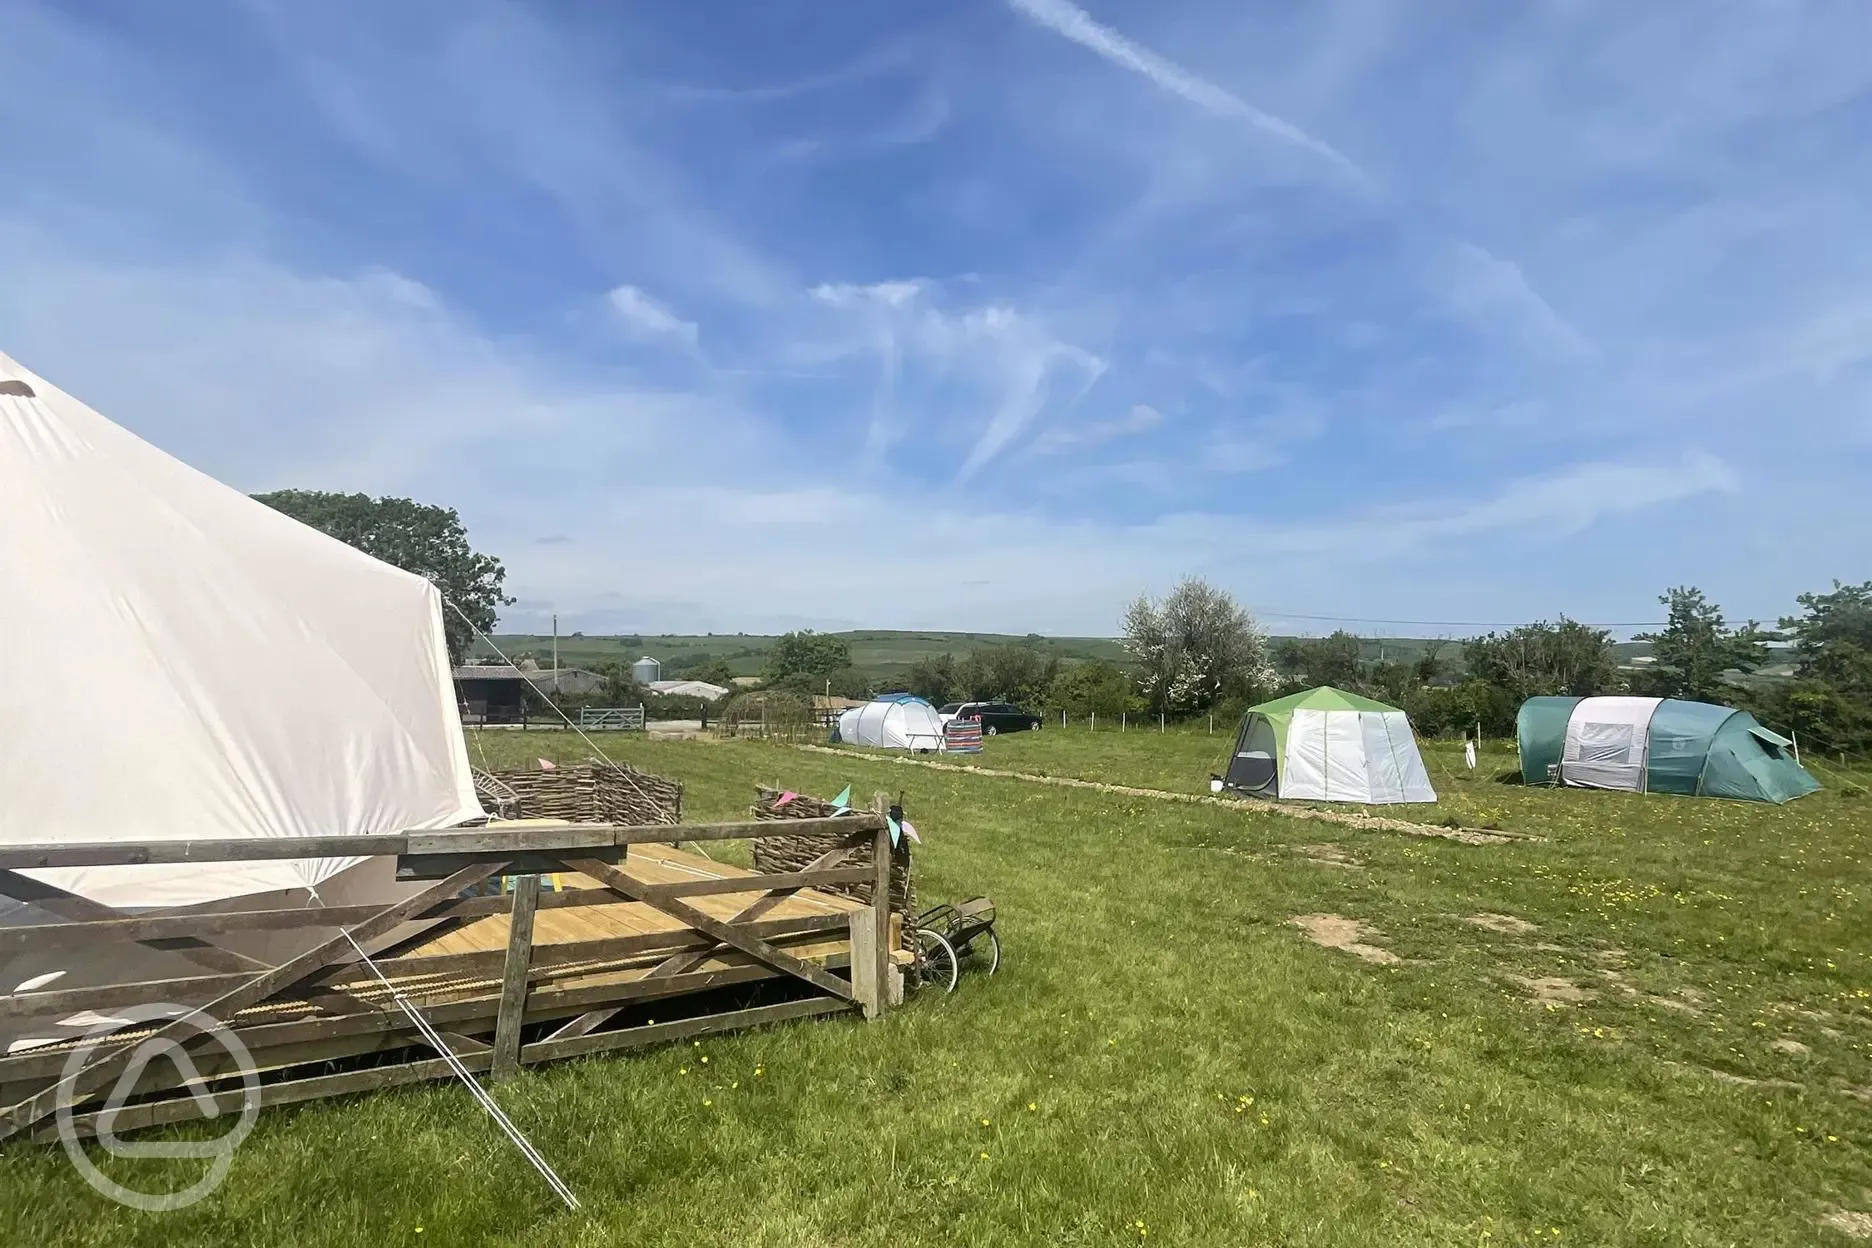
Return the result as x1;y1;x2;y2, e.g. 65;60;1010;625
1006;0;1360;175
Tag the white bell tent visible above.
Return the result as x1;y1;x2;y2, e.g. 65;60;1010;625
0;349;485;912
835;694;947;751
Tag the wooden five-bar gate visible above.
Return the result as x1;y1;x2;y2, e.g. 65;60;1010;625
0;805;898;1144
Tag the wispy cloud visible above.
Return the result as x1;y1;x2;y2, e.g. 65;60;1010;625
1005;0;1360;175
606;284;698;344
1032;401;1162;452
4;0;1867;635
1439;243;1592;359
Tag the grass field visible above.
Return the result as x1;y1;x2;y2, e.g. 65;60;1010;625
10;731;1869;1246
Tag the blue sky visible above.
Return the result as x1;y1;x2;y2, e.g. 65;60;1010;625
3;0;1868;637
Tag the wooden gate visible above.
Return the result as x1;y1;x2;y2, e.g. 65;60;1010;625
0;808;894;1143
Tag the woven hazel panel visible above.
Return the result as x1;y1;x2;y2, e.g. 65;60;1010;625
488;761;683;826
751;787;913;947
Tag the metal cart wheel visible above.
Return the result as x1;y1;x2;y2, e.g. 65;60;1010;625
979;927;1001;975
915;927;959;994
985;724;998;736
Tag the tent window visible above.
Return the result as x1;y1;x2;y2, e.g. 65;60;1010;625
1747;728;1786;759
1576;721;1634;764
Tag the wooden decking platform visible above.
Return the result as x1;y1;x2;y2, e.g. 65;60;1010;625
0;810;902;1141
414;841;864;958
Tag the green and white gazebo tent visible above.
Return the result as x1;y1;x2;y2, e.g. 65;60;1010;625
1517;696;1819;803
1220;687;1437;804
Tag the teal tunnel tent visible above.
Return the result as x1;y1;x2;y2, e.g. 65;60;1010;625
1517;695;1819;803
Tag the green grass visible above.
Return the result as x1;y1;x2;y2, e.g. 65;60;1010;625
9;731;1869;1246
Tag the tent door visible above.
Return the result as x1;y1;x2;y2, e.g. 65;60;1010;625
1223;715;1279;796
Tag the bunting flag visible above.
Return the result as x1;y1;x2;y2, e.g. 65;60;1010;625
537;758;558;771
774;790;798;807
899;819;921;845
887;815;901;847
830;784;852;810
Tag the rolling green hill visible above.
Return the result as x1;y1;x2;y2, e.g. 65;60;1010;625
473;630;1131;681
472;630;1708;686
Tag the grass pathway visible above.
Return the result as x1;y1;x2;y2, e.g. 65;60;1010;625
795;742;1533;844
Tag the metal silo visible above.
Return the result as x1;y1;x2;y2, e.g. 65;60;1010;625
631;655;661;685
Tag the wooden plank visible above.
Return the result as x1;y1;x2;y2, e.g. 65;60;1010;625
0;814;883;873
39;1050;496;1142
567;859;856;1003
869;793;894;1020
0;871;269;974
625;865;871;902
545;1008;621;1043
520;996;855;1064
490;875;540;1082
0;837;410;872
396;848;625;882
0;886;644;954
0;861;504;1140
646;843;861;979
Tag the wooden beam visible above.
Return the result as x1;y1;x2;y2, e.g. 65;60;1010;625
490;876;540;1082
621;865;871;902
39;1050;495;1142
0;814;885;873
645;842;860;979
0;871;269;975
566;859;856;1002
0;884;655;956
0;861;504;1141
868;793;893;1020
519;996;854;1064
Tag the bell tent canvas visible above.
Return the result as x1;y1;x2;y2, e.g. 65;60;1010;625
1517;695;1818;803
1220;686;1437;804
0;349;486;913
834;694;947;752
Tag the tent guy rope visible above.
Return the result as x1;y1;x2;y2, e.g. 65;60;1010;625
306;883;582;1212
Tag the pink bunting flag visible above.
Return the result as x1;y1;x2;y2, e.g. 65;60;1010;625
774;791;797;807
537;758;558;771
899;820;921;844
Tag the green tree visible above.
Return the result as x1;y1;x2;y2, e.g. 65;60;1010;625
1273;631;1364;690
959;645;1060;707
1634;587;1768;702
1047;659;1137;718
1762;579;1872;754
253;490;511;663
678;658;738;688
1463;619;1618;701
902;654;962;704
763;630;852;689
1123;578;1274;715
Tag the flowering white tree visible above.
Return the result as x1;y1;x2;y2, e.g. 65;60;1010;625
1123;578;1274;714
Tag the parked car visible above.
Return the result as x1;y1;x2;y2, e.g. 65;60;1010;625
936;701;1042;735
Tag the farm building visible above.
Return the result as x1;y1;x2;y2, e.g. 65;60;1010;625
646;679;731;700
1517;695;1819;803
453;664;605;723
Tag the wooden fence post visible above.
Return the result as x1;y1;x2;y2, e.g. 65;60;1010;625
491;873;540;1081
865;793;893;1020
